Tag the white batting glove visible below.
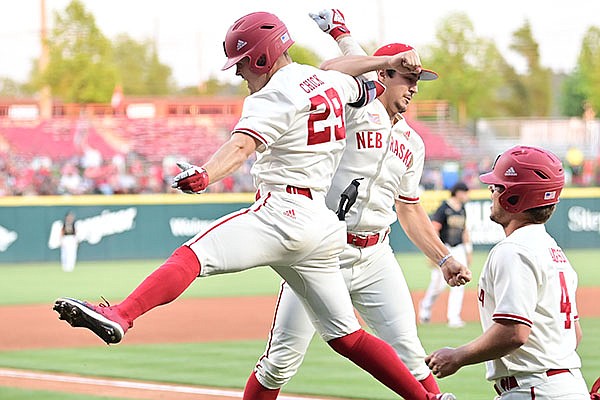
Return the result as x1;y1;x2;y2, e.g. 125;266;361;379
308;9;350;40
171;161;209;194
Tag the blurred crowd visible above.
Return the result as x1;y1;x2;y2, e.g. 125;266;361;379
0;150;257;196
2;146;597;197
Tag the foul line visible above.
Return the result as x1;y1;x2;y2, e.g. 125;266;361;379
0;368;331;400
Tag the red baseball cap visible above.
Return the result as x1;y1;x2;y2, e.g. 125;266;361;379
373;43;438;81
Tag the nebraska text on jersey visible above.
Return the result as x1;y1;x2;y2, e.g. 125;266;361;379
389;135;414;169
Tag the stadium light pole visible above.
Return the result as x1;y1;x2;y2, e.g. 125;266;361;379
39;0;52;119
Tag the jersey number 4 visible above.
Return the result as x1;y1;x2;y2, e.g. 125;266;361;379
559;271;572;329
307;88;345;145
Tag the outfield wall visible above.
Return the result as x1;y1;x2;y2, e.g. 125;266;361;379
0;188;598;263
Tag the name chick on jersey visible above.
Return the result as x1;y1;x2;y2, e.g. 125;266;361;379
355;129;414;169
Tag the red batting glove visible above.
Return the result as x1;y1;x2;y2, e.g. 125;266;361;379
172;162;209;194
308;9;350;40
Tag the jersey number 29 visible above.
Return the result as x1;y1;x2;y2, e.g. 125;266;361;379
307;88;345;145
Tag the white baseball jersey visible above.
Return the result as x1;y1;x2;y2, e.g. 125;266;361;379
478;224;583;381
187;62;376;342
233;62;365;197
325;103;425;233
254;100;433;390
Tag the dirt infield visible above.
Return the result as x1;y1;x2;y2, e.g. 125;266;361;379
1;288;598;399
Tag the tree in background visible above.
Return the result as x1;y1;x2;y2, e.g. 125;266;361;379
29;0;174;103
509;21;552;116
0;78;34;97
31;0;117;103
418;12;503;123
112;34;175;96
561;26;600;116
417;14;558;122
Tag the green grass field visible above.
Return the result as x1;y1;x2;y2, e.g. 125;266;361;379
1;249;599;399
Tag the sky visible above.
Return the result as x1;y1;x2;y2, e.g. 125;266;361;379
1;0;599;88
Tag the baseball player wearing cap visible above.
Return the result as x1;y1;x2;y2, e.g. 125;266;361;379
242;9;470;400
419;181;472;328
426;145;589;399
53;11;465;400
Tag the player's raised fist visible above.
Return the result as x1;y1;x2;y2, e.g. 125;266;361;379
172;162;209;194
389;49;422;75
308;9;350;40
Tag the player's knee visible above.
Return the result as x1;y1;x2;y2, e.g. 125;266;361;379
254;364;295;389
254;351;306;389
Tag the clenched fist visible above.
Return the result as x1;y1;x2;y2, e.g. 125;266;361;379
172;162;209;194
389;50;423;75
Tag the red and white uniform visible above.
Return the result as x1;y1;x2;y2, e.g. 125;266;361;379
478;224;588;398
186;62;368;341
254;97;432;389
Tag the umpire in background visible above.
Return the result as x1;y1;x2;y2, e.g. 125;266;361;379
419;181;472;328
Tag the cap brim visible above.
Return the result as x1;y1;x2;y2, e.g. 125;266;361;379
419;68;438;81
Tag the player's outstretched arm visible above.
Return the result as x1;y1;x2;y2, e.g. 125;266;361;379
172;132;258;194
395;201;472;286
425;320;530;378
321;51;422;78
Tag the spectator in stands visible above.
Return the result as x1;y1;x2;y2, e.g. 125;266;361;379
58;163;86;195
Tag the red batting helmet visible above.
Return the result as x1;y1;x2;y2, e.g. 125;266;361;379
480;145;565;213
222;12;294;75
373;43;438;81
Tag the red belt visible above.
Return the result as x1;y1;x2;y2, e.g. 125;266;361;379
255;186;312;200
347;230;387;248
285;185;312;199
493;369;570;394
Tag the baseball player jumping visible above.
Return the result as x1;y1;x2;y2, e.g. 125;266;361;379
53;11;467;400
426;145;589;399
242;9;471;400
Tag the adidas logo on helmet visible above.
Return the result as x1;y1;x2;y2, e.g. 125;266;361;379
236;40;247;51
504;166;517;177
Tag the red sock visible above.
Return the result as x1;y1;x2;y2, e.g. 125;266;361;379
243;371;280;400
116;246;200;323
328;329;430;400
420;373;440;393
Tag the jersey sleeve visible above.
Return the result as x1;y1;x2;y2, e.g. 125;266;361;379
396;134;425;203
336;36;377;81
489;243;541;327
232;88;295;153
431;202;447;224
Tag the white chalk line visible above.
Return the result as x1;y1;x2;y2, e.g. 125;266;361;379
0;368;333;400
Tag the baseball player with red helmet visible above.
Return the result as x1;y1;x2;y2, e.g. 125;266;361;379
53;11;465;400
426;145;589;399
242;9;471;400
